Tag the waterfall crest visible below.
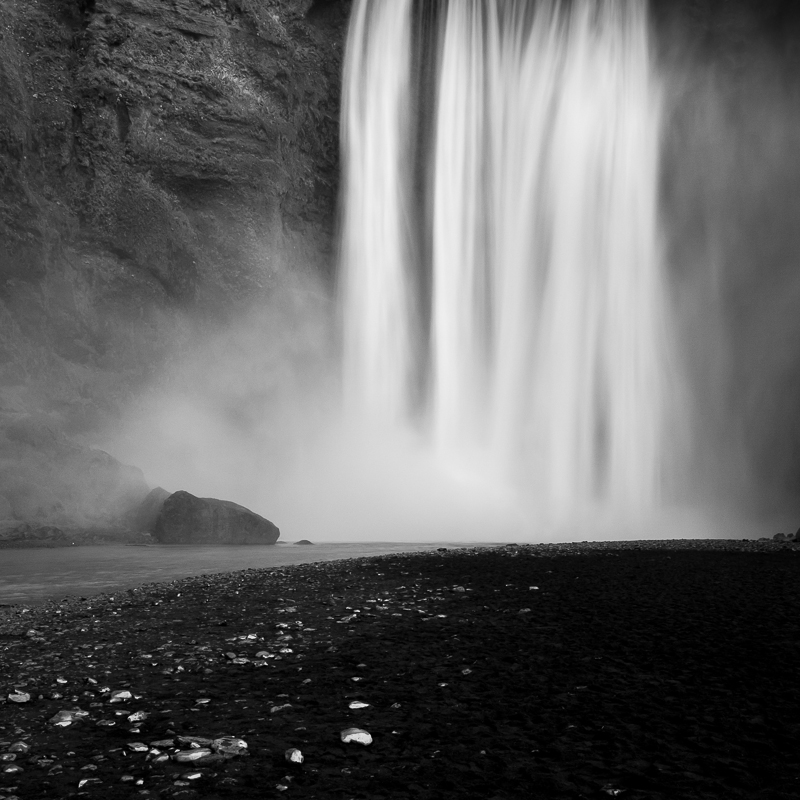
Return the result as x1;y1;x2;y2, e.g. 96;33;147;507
339;0;683;533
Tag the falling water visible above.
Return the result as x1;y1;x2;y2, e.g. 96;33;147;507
339;0;682;533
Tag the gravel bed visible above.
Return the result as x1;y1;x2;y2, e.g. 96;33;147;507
0;540;798;799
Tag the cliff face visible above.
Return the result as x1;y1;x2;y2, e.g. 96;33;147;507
0;0;349;533
0;0;348;429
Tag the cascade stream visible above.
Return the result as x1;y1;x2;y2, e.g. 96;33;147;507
339;0;682;532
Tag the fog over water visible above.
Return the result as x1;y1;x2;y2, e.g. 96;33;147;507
103;1;800;544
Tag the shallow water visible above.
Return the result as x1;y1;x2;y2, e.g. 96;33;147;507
0;541;491;605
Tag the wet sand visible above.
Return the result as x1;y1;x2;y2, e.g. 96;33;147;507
0;540;798;799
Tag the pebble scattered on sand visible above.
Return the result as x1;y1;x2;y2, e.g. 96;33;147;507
0;540;797;798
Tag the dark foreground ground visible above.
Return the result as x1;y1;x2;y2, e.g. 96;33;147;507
0;540;798;800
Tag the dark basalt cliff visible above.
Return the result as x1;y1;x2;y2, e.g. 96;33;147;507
0;0;348;425
0;0;349;535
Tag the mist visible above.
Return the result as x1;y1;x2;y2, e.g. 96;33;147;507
660;12;800;536
99;264;523;543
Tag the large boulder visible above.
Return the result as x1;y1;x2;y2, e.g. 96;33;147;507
152;491;280;545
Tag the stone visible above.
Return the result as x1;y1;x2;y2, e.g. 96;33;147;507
285;748;303;764
49;709;89;726
295;539;314;545
212;738;248;757
173;749;213;763
152;491;279;545
340;728;372;745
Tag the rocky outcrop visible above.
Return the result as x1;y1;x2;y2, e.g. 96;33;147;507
152;489;280;544
132;486;172;533
0;414;150;530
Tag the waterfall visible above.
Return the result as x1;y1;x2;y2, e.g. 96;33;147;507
339;0;682;533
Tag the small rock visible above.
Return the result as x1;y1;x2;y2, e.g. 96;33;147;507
348;700;370;709
50;709;88;726
7;692;30;704
177;736;214;747
285;748;304;764
173;748;213;762
340;727;372;745
212;737;248;757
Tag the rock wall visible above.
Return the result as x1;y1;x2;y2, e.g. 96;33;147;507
0;0;349;531
0;0;348;431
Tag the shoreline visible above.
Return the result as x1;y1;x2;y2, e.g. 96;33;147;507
1;533;797;550
0;542;798;798
2;537;798;607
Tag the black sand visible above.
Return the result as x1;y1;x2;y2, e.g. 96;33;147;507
1;541;798;799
